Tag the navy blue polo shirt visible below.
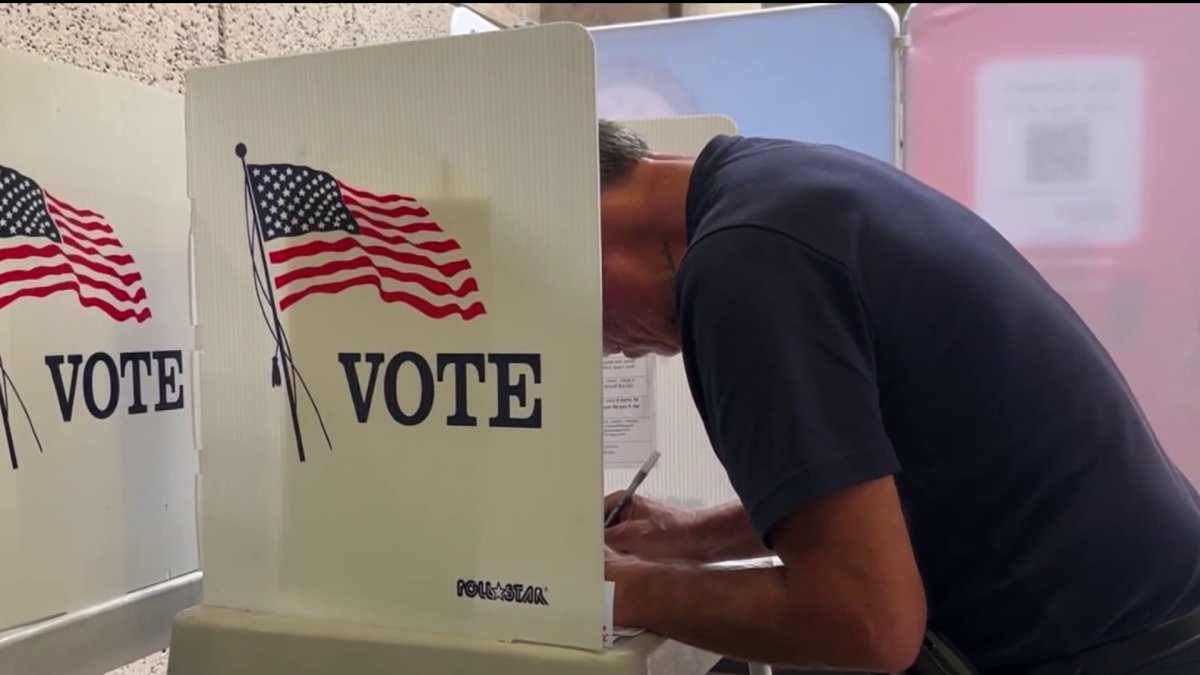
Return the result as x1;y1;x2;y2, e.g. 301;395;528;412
675;134;1200;670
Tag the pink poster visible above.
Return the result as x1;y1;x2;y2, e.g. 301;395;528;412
907;3;1200;480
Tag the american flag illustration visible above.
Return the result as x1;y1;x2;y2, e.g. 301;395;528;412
0;164;151;323
245;161;486;320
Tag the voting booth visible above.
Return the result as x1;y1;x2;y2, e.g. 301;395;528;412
0;47;200;674
185;24;606;651
169;24;738;675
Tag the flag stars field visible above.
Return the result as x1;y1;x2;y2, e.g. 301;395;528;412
245;161;486;320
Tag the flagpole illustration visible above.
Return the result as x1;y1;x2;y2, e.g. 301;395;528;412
0;355;15;470
237;142;308;462
0;352;43;470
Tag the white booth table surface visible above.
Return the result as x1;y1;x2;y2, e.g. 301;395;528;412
0;572;202;675
166;605;721;675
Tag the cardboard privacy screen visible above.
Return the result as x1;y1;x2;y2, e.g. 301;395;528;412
0;47;198;631
185;24;605;650
602;115;741;511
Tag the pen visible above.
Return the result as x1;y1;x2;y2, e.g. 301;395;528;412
604;450;661;527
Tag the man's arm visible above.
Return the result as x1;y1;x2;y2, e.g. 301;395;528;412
608;476;926;672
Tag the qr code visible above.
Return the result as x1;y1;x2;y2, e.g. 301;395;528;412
1025;121;1091;184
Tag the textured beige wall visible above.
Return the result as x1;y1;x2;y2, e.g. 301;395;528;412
0;2;463;93
0;3;763;86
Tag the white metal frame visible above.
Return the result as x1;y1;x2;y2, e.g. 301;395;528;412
898;2;923;171
449;4;505;34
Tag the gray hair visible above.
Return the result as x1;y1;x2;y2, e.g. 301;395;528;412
598;119;650;188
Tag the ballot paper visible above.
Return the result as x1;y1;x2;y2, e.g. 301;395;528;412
603;580;647;647
703;556;782;571
603;356;657;468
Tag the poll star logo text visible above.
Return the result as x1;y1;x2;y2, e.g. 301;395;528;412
456;578;550;606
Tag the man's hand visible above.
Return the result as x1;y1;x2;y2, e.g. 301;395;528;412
605;493;771;564
604;493;700;562
604;544;650;628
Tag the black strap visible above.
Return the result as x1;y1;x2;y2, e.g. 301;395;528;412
911;630;983;675
1015;603;1200;675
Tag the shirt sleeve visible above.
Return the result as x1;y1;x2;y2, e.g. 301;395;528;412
676;226;901;546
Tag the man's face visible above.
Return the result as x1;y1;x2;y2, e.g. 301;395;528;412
601;255;662;359
599;192;680;360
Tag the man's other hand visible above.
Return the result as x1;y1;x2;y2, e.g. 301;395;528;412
604;492;700;562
